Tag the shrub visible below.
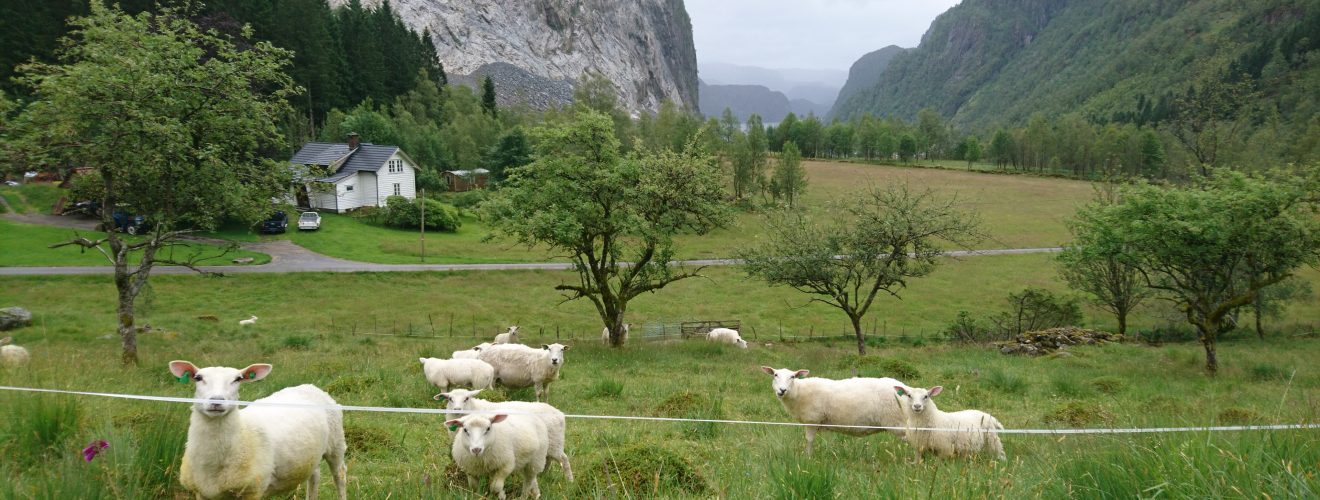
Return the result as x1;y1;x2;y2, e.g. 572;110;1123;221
988;288;1083;339
447;189;488;209
379;195;460;232
943;310;990;342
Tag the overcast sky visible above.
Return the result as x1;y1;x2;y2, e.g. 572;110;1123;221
686;0;962;71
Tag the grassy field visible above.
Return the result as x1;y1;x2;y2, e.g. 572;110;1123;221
0;219;271;267
1;266;1318;497
179;160;1094;265
0;183;66;215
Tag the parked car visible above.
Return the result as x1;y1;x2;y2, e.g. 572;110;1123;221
297;211;322;231
111;210;148;235
260;211;288;234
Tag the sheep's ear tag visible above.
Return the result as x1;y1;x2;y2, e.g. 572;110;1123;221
246;371;256;380
178;370;191;383
795;373;806;379
895;388;906;396
447;423;459;432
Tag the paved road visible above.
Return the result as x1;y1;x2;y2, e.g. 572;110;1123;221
0;247;1062;276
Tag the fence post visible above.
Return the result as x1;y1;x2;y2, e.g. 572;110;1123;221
428;314;436;335
448;313;454;338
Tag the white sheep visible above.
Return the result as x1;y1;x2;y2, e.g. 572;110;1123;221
1;337;28;366
239;315;258;326
419;357;495;393
436;388;573;482
601;323;631;344
452;342;494;360
493;325;519;344
894;385;1005;462
478;343;570;402
707;327;748;348
760;366;906;455
168;360;346;500
444;412;549;500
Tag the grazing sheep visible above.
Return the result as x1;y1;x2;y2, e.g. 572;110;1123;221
445;413;549;500
168;360;346;500
437;388;573;481
452;342;494;360
478;343;570;402
760;366;906;455
601;323;631;344
419;357;496;393
894;385;1005;462
493;326;519;344
1;337;28;366
238;315;258;326
707;328;748;348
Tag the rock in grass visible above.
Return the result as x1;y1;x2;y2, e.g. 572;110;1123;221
232;257;255;264
0;307;32;331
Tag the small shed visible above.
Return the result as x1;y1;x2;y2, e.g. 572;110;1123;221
442;168;490;192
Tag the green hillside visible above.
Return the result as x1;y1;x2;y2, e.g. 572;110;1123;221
832;0;1320;156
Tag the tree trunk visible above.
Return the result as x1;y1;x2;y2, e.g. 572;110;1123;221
1116;309;1128;336
1254;298;1264;341
1202;337;1217;376
605;309;625;348
115;272;139;366
850;313;866;356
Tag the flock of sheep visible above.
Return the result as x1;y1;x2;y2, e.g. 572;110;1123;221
156;325;1001;499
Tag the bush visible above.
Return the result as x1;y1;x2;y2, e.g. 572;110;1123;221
989;288;1083;339
447;189;488;209
944;310;990;342
379;195;460;232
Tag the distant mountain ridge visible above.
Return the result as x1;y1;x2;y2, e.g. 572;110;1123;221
698;61;842;119
830;0;1320;133
828;45;906;120
697;80;790;122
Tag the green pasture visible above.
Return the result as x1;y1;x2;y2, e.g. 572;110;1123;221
0;183;65;215
0;219;270;267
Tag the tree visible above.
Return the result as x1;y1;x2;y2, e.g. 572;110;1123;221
739;185;984;355
480;75;498;118
7;2;297;365
772;141;807;207
898;133;918;163
1080;172;1320;374
989;129;1014;168
482;112;732;346
483;127;532;183
1057;187;1151;335
963;135;982;170
1168;75;1255;176
728;131;757;201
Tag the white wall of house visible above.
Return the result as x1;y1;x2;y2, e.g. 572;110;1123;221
358;172;379;208
377;153;417;204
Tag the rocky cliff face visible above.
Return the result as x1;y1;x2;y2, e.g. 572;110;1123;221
335;0;698;114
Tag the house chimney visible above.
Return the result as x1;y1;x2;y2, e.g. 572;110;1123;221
347;132;360;150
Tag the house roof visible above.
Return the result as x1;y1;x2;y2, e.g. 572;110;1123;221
446;168;490;176
290;142;403;183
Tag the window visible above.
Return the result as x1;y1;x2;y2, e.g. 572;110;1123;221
393;183;401;196
345;185;354;192
388;159;404;173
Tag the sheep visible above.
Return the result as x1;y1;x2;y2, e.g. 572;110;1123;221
452;342;494;360
478;343;570;402
168;360;346;500
239;315;258;326
436;388;573;482
444;412;549;500
893;385;1005;462
493;325;519;344
760;366;906;455
601;323;631;344
707;327;748;348
419;357;495;393
1;337;28;366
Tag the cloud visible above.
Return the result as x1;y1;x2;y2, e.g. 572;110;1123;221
686;0;962;70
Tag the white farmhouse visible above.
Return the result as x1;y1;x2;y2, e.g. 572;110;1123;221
289;133;418;213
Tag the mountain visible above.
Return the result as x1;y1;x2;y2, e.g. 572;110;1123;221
698;61;844;115
828;45;906;119
790;99;831;118
698;80;791;122
830;0;1320;133
335;0;699;114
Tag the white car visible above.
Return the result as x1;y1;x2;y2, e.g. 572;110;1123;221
297;211;322;230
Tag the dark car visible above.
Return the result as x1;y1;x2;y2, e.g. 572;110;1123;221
260;211;288;234
111;210;148;235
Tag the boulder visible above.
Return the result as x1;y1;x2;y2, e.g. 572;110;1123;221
996;326;1122;356
0;307;33;331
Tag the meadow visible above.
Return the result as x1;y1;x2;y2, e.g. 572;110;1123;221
2;162;1318;498
0;219;271;267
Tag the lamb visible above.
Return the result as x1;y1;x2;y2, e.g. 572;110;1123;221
707;327;748;348
419;357;495;393
478;343;570;402
492;325;519;344
452;342;494;360
601;323;631;344
436;388;573;482
760;366;906;455
445;412;549;500
168;360;346;500
0;337;28;366
893;385;1005;462
239;315;258;326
